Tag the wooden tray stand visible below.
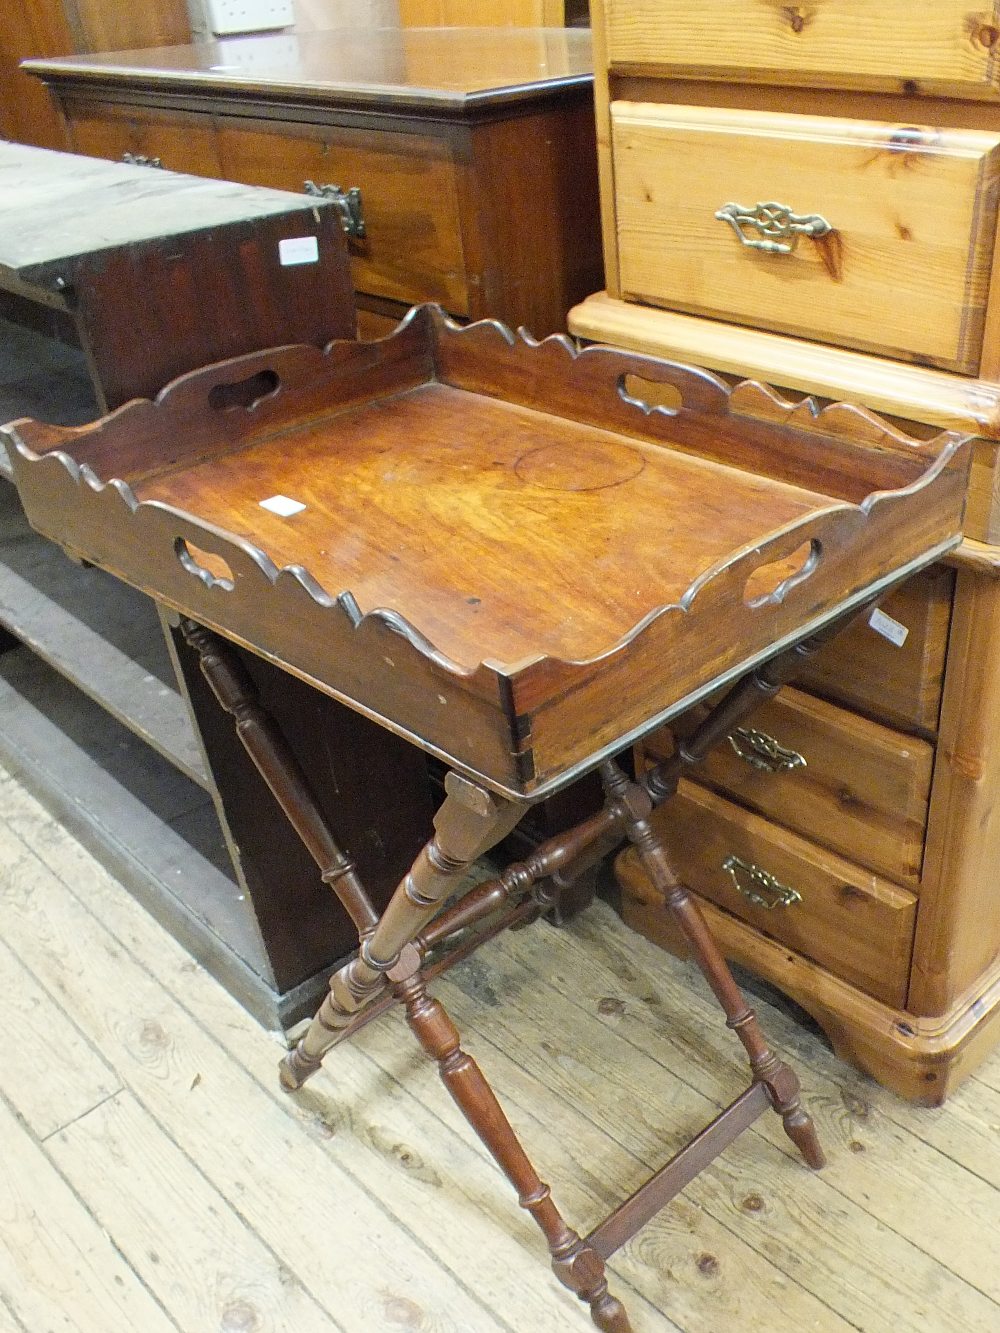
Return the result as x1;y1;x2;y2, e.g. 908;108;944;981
2;306;974;1330
185;612;858;1332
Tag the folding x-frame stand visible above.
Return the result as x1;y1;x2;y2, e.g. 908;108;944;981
181;610;864;1331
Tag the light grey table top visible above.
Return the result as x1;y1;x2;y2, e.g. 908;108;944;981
0;142;329;283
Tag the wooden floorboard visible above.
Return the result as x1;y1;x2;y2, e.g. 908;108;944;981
0;1096;178;1333
1;759;998;1333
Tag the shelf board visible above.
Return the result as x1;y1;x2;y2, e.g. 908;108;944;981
0;645;329;1030
0;312;98;428
0;481;209;788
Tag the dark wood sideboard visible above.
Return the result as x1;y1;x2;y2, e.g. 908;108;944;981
24;25;604;340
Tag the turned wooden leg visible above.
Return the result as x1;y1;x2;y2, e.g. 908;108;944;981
181;621;380;938
278;941;399;1091
397;968;632;1333
280;771;525;1090
625;798;824;1170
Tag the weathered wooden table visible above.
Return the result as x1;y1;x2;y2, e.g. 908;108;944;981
0;141;354;411
3;306;972;1329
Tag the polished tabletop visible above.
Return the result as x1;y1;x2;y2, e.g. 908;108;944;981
23;26;593;112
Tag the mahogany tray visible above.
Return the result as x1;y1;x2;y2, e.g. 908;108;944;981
3;305;971;799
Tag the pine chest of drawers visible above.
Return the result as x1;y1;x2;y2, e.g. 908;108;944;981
572;0;1000;1103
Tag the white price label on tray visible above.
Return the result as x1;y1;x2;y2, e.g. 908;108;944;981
259;494;306;517
869;607;909;648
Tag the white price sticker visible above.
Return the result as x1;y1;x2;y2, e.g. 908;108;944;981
259;494;306;517
869;607;909;648
278;236;319;266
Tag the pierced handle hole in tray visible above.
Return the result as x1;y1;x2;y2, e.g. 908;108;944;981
207;368;280;414
175;538;235;591
744;539;821;608
619;374;684;414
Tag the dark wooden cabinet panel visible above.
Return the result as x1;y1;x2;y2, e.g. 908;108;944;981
217;120;470;312
0;2;75;150
0;0;191;152
70;0;190;52
67;102;223;177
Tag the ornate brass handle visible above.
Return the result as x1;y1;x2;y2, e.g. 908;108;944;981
722;854;802;910
715;200;831;254
122;152;163;169
728;727;806;774
304;180;366;238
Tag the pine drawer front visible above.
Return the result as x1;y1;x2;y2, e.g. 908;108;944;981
627;782;916;1007
216;121;469;313
643;686;933;885
610;103;1000;373
796;565;955;736
601;0;1000;101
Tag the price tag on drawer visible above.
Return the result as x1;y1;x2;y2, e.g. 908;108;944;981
869;607;909;648
279;236;319;266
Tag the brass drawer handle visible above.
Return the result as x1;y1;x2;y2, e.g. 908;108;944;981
715;200;831;254
122;152;163;169
728;726;806;774
304;180;366;238
722;854;802;910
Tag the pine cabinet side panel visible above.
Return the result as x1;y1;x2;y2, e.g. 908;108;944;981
587;0;622;298
912;567;1000;1014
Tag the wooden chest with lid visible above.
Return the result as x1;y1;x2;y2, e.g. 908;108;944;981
0;141;356;412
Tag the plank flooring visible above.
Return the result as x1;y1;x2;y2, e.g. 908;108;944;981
1;755;999;1333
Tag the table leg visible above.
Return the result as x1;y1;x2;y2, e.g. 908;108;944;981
279;770;524;1089
185;613;836;1326
276;762;635;1326
396;964;632;1333
181;621;380;939
619;770;824;1170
